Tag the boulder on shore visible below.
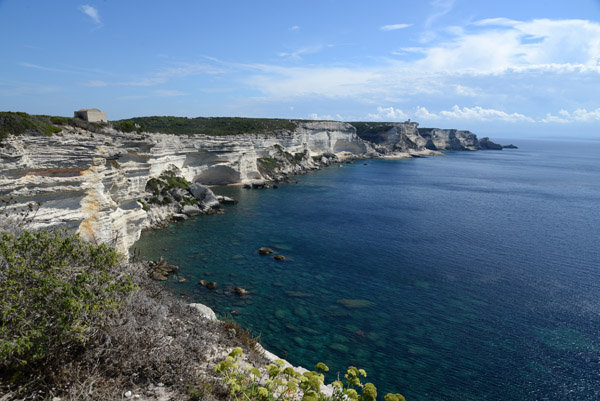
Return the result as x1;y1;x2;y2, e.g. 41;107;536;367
148;257;178;281
216;195;239;204
188;303;217;321
189;183;220;209
181;204;201;216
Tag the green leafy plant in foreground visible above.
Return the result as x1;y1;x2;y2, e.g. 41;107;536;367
215;347;406;401
0;230;135;377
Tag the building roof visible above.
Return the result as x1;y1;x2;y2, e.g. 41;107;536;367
76;108;103;112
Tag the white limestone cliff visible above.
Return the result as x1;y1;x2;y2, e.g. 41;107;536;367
0;121;372;255
0;120;496;256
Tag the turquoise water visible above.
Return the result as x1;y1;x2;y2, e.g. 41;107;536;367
133;139;600;400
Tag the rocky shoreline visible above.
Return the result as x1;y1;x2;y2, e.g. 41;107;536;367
0;114;514;400
0;118;501;256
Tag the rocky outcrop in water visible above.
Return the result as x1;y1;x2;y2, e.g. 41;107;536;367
0;116;505;255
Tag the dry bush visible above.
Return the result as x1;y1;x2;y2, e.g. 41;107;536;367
0;255;264;400
0;198;265;401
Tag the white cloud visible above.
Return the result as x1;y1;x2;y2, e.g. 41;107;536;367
425;0;455;28
309;113;333;120
415;105;534;122
440;105;534;122
289;25;300;32
0;81;61;96
542;108;600;123
380;24;412;31
541;113;570;123
237;18;600;105
154;89;188;97
83;77;166;87
247;65;382;98
368;106;409;121
79;5;101;25
414;106;439;120
453;84;479;97
18;62;71;73
570;108;600;121
407;18;600;74
81;62;223;87
278;45;329;60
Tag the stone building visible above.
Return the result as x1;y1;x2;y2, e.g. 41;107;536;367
74;108;107;123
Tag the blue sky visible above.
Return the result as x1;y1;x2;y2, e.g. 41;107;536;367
1;0;600;137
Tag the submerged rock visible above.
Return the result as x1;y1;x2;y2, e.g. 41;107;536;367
273;254;286;261
206;281;217;290
337;298;376;309
258;247;274;255
234;286;248;296
285;291;313;298
329;343;350;353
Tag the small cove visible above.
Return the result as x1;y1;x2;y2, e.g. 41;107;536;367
133;139;600;401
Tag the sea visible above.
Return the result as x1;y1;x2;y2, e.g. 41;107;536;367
133;138;600;401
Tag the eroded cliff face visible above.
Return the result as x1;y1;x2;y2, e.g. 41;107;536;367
0;121;373;254
353;122;483;154
417;128;480;151
0;119;495;255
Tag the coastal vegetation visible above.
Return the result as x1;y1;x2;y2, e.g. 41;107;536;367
0;112;61;142
116;116;299;136
348;122;397;137
0;230;133;374
0;199;407;400
215;348;405;401
0;111;303;141
144;169;199;207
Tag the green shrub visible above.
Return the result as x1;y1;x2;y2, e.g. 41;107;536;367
50;116;72;125
0;112;61;143
258;157;281;169
293;150;307;162
0;230;134;376
114;116;298;136
214;348;406;401
113;120;145;133
137;199;150;211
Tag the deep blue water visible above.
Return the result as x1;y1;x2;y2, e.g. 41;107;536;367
133;139;600;401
